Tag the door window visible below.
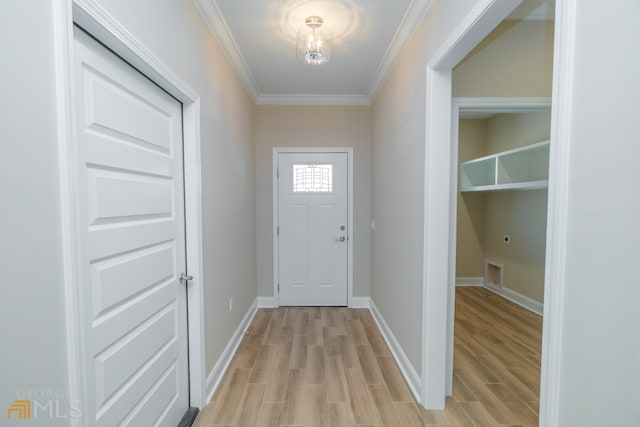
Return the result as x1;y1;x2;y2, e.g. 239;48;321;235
292;164;333;192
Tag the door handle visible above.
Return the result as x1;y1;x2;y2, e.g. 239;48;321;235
335;236;346;242
179;273;193;285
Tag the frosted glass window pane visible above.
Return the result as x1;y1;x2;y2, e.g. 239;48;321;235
292;164;333;192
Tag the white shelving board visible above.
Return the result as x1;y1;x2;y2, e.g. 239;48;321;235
460;140;550;192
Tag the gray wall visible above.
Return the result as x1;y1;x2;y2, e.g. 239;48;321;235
254;105;372;299
554;1;640;424
1;2;69;425
371;0;491;376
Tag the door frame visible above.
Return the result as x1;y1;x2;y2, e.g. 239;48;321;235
446;96;552;394
419;1;526;408
272;147;354;307
421;1;574;425
53;0;207;420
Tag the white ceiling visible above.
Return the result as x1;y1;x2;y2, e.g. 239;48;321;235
194;0;554;105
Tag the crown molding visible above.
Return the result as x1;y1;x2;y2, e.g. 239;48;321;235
193;0;260;101
256;94;371;106
367;0;433;103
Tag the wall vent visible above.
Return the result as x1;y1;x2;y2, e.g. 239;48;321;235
484;260;504;291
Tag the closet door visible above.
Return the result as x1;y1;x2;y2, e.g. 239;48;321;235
73;27;190;426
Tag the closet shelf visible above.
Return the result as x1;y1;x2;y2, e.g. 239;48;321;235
460;140;550;192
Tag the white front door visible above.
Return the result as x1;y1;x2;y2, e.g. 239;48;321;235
277;152;349;306
73;28;189;426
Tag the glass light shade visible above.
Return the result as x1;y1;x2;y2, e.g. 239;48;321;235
296;16;333;65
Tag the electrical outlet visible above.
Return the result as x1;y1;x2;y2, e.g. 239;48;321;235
229;297;233;314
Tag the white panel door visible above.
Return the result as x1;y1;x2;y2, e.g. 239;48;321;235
73;28;189;426
278;153;348;306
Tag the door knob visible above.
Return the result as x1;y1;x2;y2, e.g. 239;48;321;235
335;236;346;242
179;273;193;285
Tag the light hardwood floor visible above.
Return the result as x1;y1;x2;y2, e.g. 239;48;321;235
194;287;542;426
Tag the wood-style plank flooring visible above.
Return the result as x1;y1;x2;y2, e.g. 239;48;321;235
194;287;542;426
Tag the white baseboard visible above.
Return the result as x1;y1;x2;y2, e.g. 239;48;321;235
257;296;277;308
205;299;258;403
456;277;484;286
369;299;422;403
484;285;543;316
349;296;371;308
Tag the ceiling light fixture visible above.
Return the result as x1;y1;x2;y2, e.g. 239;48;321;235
296;16;333;65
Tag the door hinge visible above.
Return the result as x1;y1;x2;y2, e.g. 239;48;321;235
278;283;280;292
276;168;279;178
277;226;279;236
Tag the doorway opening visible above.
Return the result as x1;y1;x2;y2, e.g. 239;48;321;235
448;98;552;423
420;1;562;417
